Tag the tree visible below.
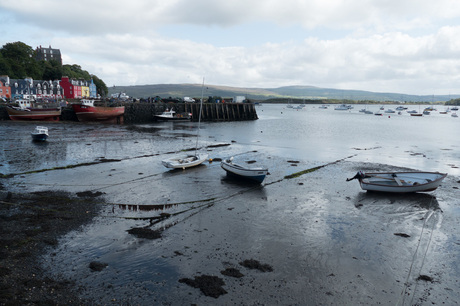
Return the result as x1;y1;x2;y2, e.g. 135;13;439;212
0;52;12;76
0;42;41;79
42;60;63;80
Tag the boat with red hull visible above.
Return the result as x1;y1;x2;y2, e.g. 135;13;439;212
6;106;61;121
71;103;125;122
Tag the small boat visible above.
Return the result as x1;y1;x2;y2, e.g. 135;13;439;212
410;113;423;117
162;153;209;170
384;109;395;113
221;157;268;183
71;102;125;122
162;78;207;170
396;106;407;111
155;108;191;121
6;106;61;121
319;105;328;109
31;126;49;141
451;106;459;111
374;112;383;116
452;112;458;118
346;171;447;193
334;104;350;110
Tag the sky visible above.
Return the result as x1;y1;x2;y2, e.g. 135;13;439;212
1;0;460;95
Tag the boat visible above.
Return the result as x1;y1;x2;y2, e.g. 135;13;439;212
334;104;350;110
452;112;458;118
407;110;417;114
6;105;61;121
410;113;423;117
319;105;328;109
161;153;209;169
161;78;209;169
71;101;125;122
374;112;383;116
31;126;49;141
346;171;447;193
384;109;395;113
451;106;459;111
423;110;431;115
221;157;268;183
154;108;191;121
396;106;407;111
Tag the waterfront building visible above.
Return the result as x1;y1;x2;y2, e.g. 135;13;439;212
89;78;97;98
0;76;11;99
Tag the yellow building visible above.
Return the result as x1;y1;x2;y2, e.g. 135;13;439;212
81;85;90;98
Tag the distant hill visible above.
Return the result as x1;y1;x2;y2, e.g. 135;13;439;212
108;84;459;103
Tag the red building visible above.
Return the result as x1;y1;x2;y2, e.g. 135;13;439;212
60;76;82;99
0;77;11;99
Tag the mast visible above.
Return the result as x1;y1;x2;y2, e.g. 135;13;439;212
194;77;205;156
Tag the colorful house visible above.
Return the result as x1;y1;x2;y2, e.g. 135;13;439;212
0;76;11;99
60;76;81;99
81;79;90;98
10;77;35;99
89;78;97;98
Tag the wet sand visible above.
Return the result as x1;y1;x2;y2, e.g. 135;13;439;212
1;121;459;305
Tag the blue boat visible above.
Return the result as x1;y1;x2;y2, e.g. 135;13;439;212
31;126;49;141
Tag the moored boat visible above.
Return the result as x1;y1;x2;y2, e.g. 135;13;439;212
31;126;49;141
154;108;191;121
6;106;61;121
346;171;447;193
162;78;207;170
221;157;268;183
162;153;209;170
334;104;350;110
71;102;125;122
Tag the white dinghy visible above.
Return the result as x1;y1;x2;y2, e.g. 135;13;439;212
161;78;208;170
346;171;447;193
221;157;268;183
162;153;209;170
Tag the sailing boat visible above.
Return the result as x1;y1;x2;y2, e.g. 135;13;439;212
161;79;209;170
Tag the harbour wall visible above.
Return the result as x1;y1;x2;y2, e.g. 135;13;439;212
0;102;259;123
123;102;258;123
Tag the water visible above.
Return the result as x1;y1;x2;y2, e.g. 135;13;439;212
1;104;459;304
1;104;458;176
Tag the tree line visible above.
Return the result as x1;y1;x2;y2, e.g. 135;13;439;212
0;41;108;97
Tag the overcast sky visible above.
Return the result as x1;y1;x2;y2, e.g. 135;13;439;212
1;0;460;95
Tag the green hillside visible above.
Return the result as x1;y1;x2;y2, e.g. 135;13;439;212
108;84;459;103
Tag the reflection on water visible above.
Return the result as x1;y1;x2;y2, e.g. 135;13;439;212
354;191;440;211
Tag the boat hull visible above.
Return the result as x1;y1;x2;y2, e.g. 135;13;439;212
71;104;125;122
31;133;48;141
221;160;268;183
7;107;61;121
357;171;447;193
162;153;209;169
154;114;191;121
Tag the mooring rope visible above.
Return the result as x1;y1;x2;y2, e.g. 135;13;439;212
396;196;438;306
